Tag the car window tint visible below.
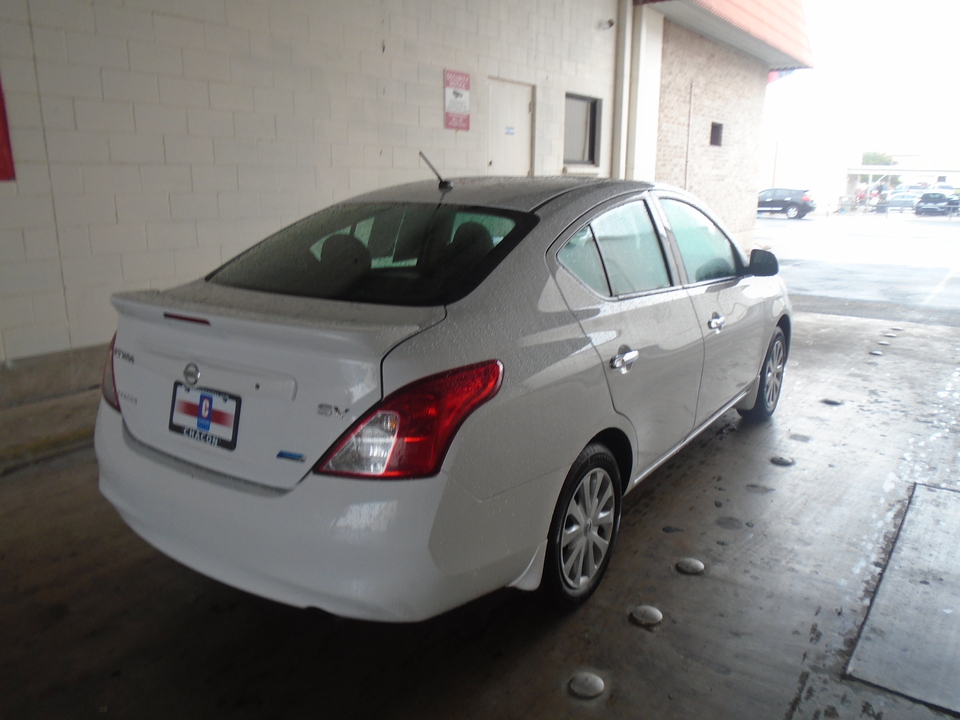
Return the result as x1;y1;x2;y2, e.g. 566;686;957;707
589;201;670;295
452;213;515;246
659;198;738;283
557;226;610;295
209;203;537;306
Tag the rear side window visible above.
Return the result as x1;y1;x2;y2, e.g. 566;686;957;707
209;203;538;306
659;198;738;283
590;201;670;295
557;227;609;295
557;200;671;297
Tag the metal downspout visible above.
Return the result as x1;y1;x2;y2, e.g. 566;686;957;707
611;0;633;180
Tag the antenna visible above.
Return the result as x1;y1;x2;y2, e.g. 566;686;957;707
419;151;453;191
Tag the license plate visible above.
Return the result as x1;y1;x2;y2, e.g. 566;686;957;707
168;382;241;450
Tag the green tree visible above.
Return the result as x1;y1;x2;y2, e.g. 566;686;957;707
859;152;899;187
862;151;894;165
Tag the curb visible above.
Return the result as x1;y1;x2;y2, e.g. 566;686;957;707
0;426;96;477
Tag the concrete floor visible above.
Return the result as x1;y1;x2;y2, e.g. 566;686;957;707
2;309;959;719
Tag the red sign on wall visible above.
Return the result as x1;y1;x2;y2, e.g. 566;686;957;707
444;70;470;131
0;73;14;181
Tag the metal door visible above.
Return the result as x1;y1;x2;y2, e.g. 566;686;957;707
655;196;768;426
487;79;532;176
551;199;704;478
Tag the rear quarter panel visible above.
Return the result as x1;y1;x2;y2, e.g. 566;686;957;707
382;221;632;575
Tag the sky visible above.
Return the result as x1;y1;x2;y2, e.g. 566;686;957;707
762;0;960;193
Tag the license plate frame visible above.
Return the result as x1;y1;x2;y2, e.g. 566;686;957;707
168;382;242;451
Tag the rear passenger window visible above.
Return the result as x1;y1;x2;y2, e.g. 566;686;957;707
659;198;738;283
558;227;610;295
557;201;671;297
590;201;670;295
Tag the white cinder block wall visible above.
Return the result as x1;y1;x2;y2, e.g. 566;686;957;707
0;0;619;361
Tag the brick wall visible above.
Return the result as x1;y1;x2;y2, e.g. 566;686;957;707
655;20;767;249
0;0;618;361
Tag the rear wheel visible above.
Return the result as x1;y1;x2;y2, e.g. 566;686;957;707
785;205;800;219
738;327;787;420
542;443;622;609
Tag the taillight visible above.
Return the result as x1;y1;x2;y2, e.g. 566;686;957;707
314;360;504;479
802;194;812;202
102;332;121;412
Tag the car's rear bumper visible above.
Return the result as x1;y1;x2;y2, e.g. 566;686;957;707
95;400;530;621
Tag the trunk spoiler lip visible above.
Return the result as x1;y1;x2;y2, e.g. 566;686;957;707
111;280;447;335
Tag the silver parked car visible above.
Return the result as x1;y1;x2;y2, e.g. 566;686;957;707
885;191;918;211
96;177;791;621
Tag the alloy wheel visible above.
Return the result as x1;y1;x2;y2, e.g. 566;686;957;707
763;336;786;411
559;467;616;589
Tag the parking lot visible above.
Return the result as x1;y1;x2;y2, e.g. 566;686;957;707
2;212;959;719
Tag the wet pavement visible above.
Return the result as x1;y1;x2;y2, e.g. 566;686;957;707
2;309;958;720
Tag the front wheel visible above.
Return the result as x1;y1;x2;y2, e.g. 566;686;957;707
738;327;787;420
785;205;800;219
541;443;622;609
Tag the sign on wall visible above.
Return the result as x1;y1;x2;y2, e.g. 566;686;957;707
444;70;470;131
0;74;14;181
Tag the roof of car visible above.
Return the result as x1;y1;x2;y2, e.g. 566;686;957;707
342;176;658;213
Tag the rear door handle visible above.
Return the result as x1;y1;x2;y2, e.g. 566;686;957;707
610;348;640;373
707;313;726;331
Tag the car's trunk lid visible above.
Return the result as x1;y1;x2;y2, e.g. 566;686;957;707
110;281;444;490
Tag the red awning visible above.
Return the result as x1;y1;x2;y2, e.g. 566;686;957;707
642;0;813;70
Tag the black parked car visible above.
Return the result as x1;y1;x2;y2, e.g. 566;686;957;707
758;188;816;219
915;192;950;215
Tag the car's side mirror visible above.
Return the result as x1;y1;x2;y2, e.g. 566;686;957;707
748;248;779;277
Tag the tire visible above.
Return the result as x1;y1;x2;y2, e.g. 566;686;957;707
785;205;800;219
541;443;622;609
738;327;787;420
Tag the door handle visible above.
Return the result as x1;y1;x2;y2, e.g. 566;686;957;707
610;348;640;373
707;313;726;332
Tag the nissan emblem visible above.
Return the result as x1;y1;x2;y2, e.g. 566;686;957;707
183;363;200;386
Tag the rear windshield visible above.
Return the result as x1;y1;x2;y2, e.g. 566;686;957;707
208;203;539;305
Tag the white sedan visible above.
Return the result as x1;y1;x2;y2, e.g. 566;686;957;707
96;177;791;622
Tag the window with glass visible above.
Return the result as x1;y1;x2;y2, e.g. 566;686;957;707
564;95;600;165
557;201;671;297
658;198;738;283
557;227;609;295
209;204;538;306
